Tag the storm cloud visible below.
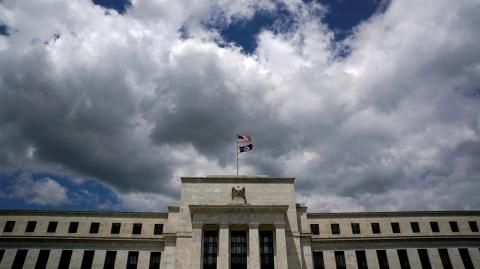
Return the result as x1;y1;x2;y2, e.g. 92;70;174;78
0;0;479;211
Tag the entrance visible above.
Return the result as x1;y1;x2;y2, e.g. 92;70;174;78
230;231;247;269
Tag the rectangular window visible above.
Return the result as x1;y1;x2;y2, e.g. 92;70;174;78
449;221;459;232
351;223;360;234
26;221;37;232
230;231;247;269
376;250;389;269
418;249;432;269
313;251;324;269
391;222;400;233
149;252;161;269
203;230;218;269
334;251;346;269
410;222;420;233
311;224;319;235
80;250;94;269
127;251;139;269
132;223;142;235
154;224;163;235
103;251;116;269
430;222;439;233
372;223;381;234
12;249;28;269
68;222;79;233
355;250;368;269
35;249;50;269
397;249;410;269
4;221;15;232
111;223;121;234
47;221;58;233
468;221;479;232
438;249;453;269
260;231;274;269
331;224;340;235
58;250;73;269
89;223;100;234
459;248;474;269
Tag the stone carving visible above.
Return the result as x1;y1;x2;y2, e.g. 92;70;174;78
232;186;246;203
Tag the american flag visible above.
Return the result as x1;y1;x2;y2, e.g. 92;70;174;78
237;135;253;153
237;135;252;143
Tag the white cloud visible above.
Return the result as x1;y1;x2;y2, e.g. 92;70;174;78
10;177;69;206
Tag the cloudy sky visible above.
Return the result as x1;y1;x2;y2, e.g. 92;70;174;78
1;0;480;212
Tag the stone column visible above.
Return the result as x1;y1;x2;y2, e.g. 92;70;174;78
275;222;288;269
248;223;260;269
217;223;229;269
191;223;203;269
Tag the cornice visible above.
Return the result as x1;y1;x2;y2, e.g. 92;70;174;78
181;176;295;184
307;210;480;218
0;210;168;218
189;204;289;213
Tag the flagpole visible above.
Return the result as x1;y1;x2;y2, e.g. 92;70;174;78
236;135;239;175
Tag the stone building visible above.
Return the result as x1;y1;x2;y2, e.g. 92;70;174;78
0;175;479;269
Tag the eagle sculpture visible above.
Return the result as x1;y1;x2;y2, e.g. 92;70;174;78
232;186;245;200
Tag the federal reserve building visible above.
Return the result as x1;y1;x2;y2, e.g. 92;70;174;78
0;175;479;269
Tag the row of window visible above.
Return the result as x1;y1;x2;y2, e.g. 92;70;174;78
313;248;477;269
0;249;161;269
2;221;164;235
310;220;479;235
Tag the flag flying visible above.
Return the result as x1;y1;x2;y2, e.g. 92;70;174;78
237;135;253;153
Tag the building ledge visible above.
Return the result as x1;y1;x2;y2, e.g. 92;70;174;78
181;176;294;183
189;204;289;213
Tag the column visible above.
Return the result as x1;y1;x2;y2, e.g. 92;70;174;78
23;248;39;269
386;249;401;269
114;250;128;269
406;248;422;269
469;247;480;268
160;236;177;269
46;249;62;269
344;250;357;269
275;223;288;269
217;223;229;269
428;248;443;269
365;249;379;269
190;223;203;269
322;251;336;269
0;249;16;269
92;250;106;269
248;223;260;269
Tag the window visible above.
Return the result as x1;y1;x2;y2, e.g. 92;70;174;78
351;223;360;234
35;249;50;269
103;251;116;269
260;231;274;269
430;222;439;233
89;222;100;234
372;223;381;234
311;224;319;235
459;248;474;269
410;222;420;233
418;249;432;269
26;221;37;232
230;231;247;269
438;249;453;269
68;222;79;233
449;221;459;232
80;250;94;269
4;221;15;232
0;249;4;265
334;251;346;269
127;251;139;269
154;224;163;235
111;223;121;234
331;224;340;235
355;250;368;269
203;230;218;269
12;249;28;269
58;250;73;269
132;223;142;235
391;222;400;233
149;252;161;269
47;221;58;233
376;250;389;269
468;221;479;232
313;251;324;269
397;249;410;269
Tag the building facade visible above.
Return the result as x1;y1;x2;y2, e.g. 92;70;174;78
0;175;479;269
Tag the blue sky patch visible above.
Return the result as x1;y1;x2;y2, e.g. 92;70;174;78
92;0;131;14
0;24;10;36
